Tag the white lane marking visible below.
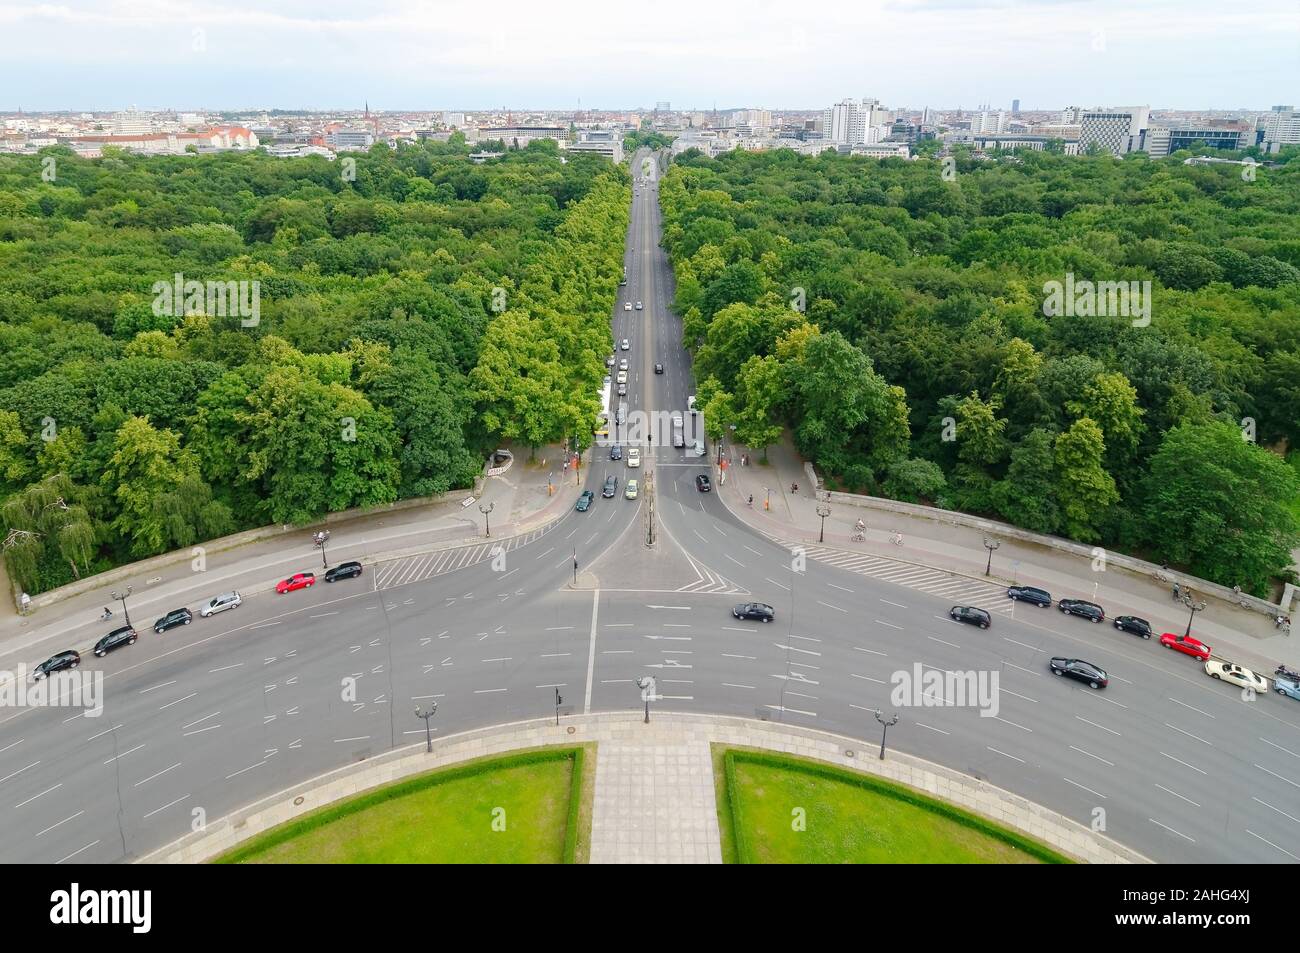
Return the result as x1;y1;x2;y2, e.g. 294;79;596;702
722;683;755;690
182;724;222;737
915;723;950;735
158;692;198;711
827;583;853;593
721;653;757;660
773;643;821;657
14;783;61;808
250;621;280;630
0;761;39;785
535;683;567;689
602;650;633;655
879;598;907;608
1000;688;1037;704
1252;796;1300;825
1002;637;1039;651
584;589;600;714
874;620;902;630
333;736;370;743
1062;777;1107;800
134;762;182;787
224;761;266;780
646;604;691;610
143;793;191;820
853;646;887;657
725;555;745;568
743;545;762;556
474;688;508;694
1002;662;1040;677
1254;763;1300;789
851;673;886;685
481;657;512;663
56;840;100;864
540;653;571;658
604;623;633;627
1075;716;1119;736
986;746;1024;764
545;626;574;631
36;812;84;838
1161;751;1208;776
181;712;220;730
1259;737;1300;760
86;723;124;742
1245;829;1300;861
927;636;960;649
208;663;243;674
1068;745;1114;767
1165;722;1213;746
992;715;1032;733
1155;783;1200;808
138;681;176;694
1168;697;1214;718
103;745;145;765
765;704;816;717
765;578;789;591
816;600;846;613
0;740;21;755
1149;818;1195;843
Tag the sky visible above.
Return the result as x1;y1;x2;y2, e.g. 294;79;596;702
1;0;1297;112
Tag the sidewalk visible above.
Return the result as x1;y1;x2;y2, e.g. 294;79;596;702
720;437;1300;674
0;441;582;665
140;712;1142;864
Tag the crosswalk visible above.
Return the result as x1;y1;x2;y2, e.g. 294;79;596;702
768;537;1014;613
371;520;559;591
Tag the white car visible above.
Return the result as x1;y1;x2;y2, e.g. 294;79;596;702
616;370;627;384
624;302;632;311
619;358;629;371
627;448;641;468
200;591;242;617
621;339;630;350
635;302;643;310
1204;660;1269;693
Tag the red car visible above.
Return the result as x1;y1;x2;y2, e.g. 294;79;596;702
276;572;316;594
1160;632;1211;660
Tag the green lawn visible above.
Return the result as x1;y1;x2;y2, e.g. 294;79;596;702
218;747;590;864
718;748;1069;864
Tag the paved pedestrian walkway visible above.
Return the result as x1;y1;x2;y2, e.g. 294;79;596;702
142;712;1144;864
589;731;721;863
0;441;582;665
721;435;1300;673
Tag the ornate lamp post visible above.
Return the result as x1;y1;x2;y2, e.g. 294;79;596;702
312;529;330;569
478;501;494;537
111;586;134;627
816;501;831;543
873;709;899;760
415;702;438;753
983;536;1001;576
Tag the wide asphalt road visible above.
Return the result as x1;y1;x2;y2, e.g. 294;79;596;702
0;149;1297;865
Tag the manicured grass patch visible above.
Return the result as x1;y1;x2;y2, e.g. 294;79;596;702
710;744;739;864
722;750;1070;864
218;746;590;864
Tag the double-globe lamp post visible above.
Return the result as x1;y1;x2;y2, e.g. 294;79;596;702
415;702;438;753
983;536;1001;576
110;586;133;627
816;501;831;543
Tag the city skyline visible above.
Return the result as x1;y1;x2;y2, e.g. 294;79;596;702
1;0;1297;112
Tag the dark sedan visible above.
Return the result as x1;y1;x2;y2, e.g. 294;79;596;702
1058;598;1105;623
695;474;712;492
153;607;192;633
94;626;137;658
575;490;594;512
33;651;80;680
950;606;991;629
1007;585;1052;607
1049;657;1108;689
732;602;775;622
1113;615;1152;639
325;561;364;582
602;475;619;498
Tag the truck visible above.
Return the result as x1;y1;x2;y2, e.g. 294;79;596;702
671;412;684;448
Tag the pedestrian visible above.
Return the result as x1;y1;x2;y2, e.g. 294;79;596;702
791;482;798;493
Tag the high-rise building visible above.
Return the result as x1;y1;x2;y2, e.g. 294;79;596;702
1261;105;1300;153
1012;99;1021;116
822;98;887;144
1061;106;1083;124
1079;107;1150;156
112;107;152;136
971;110;1008;133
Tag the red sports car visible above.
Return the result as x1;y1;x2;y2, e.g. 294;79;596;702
276;572;316;594
1160;632;1211;660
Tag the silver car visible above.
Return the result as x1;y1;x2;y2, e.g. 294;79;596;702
200;591;242;617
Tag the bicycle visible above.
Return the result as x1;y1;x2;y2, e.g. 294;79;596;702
889;531;904;546
850;531;866;543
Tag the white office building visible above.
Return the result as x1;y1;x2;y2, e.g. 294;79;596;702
971;110;1008;134
112;108;152;136
1261;106;1300;153
1079;107;1150;156
822;98;888;145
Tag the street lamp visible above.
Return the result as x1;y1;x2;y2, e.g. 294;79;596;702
312;529;330;569
554;687;563;726
816;501;831;543
110;586;133;627
547;471;554;496
478;501;494;537
634;675;655;723
1178;590;1208;639
873;709;899;760
415;702;438;753
983;536;1001;577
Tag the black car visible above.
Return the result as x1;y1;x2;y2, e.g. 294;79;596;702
33;651;80;680
1049;657;1108;689
325;561;364;583
609;444;623;461
153;607;192;633
654;363;664;374
602;475;618;498
733;602;775;622
695;474;712;492
1007;585;1052;607
1113;615;1152;639
1058;598;1104;623
94;625;137;658
575;490;594;512
950;606;991;629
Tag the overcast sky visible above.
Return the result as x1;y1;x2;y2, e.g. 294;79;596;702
2;0;1297;112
